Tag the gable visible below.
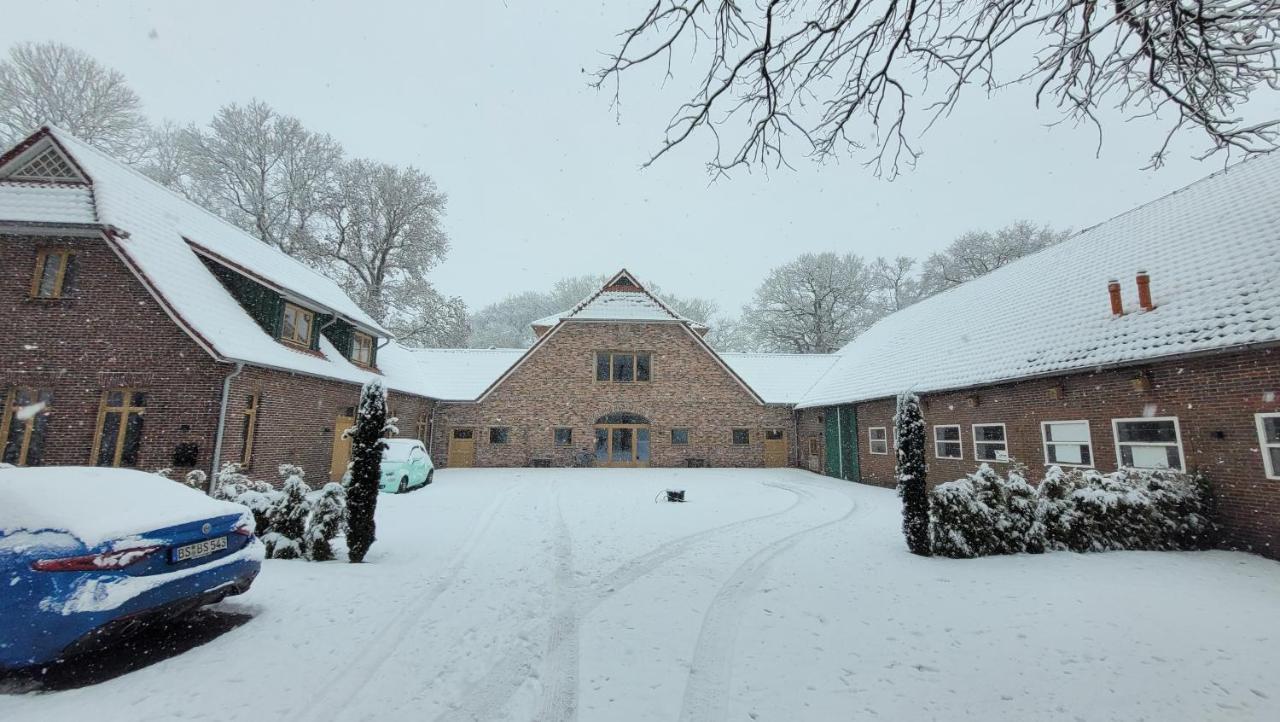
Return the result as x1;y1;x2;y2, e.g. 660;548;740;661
0;134;89;184
477;320;765;405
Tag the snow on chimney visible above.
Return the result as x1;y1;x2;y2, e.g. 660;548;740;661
1108;279;1124;316
1136;270;1155;311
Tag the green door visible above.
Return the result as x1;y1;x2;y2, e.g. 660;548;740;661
840;404;860;481
824;409;841;478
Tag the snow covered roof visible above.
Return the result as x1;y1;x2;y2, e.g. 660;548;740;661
720;353;840;404
379;346;526;401
534;270;707;330
799;152;1280;408
0;127;439;395
0;182;97;224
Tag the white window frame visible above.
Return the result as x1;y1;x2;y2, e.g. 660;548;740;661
868;426;889;455
1255;412;1280;480
971;423;1009;462
933;424;962;460
1112;416;1185;471
1040;420;1094;468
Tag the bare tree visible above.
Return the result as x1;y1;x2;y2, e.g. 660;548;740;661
921;220;1070;292
595;1;1280;176
316;158;461;345
739;252;878;353
870;255;924;313
0;42;148;158
175;101;342;255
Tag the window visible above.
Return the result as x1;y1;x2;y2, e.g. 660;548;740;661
595;352;651;382
489;427;510;444
868;427;889;455
972;423;1008;461
1;388;52;466
281;303;314;346
1042;420;1093;467
92;389;146;467
12;145;81;181
765;429;784;441
671;428;690;445
1113;417;1184;470
933;425;962;459
1257;413;1280;480
731;429;750;445
352;332;374;366
30;249;76;299
241;391;260;466
807;438;820;455
453;428;473;440
554;427;573;446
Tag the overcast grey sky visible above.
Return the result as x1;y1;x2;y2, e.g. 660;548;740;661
4;1;1276;314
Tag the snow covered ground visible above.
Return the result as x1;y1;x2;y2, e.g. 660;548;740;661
3;468;1279;721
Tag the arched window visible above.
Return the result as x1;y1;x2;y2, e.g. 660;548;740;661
595;412;650;425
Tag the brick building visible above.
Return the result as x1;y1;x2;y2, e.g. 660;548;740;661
2;126;1278;558
793;153;1280;557
0;126;441;484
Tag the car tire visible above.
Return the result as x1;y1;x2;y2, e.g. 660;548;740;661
398;477;408;493
425;470;433;486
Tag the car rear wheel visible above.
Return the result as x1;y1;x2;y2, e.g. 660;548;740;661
398;477;408;493
425;470;433;486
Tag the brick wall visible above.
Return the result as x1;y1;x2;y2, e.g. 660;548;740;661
432;322;794;468
846;348;1280;556
1;234;228;473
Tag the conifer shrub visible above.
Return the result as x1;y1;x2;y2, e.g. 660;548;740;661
894;391;931;556
345;379;392;563
262;464;312;559
928;463;1213;557
306;482;348;562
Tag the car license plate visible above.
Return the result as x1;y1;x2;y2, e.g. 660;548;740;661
172;536;228;563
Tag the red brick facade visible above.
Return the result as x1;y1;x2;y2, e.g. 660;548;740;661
800;347;1280;556
431;322;795;468
1;233;432;486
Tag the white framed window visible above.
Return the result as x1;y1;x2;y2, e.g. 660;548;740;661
868;427;889;455
933;425;962;459
972;423;1008;462
1255;413;1280;480
1041;420;1093;467
1112;417;1184;471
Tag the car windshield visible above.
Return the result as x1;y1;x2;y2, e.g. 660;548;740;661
382;441;416;462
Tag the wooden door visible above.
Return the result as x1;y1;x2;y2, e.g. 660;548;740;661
329;413;354;482
764;429;788;467
448;428;475;468
593;425;650;467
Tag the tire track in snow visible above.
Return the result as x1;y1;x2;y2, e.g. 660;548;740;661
677;482;862;722
290;477;532;722
435;478;811;722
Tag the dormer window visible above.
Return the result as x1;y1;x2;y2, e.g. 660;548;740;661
352;332;374;366
281;303;314;347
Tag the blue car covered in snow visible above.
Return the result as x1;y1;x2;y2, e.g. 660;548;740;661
0;467;264;671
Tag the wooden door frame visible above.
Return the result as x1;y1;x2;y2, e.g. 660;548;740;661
593;424;651;467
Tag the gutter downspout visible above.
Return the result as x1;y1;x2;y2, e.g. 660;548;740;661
210;361;245;494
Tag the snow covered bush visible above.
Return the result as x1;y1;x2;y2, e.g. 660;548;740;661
306;482;348;561
183;469;208;491
262;464;312;560
894;391;931;556
929;464;1214;557
345;379;392;563
213;462;281;539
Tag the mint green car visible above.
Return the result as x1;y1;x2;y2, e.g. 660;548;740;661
379;438;434;493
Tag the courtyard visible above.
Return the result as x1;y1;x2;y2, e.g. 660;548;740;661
3;468;1280;721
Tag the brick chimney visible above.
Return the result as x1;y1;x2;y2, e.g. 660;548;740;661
1108;279;1124;316
1136;271;1155;311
